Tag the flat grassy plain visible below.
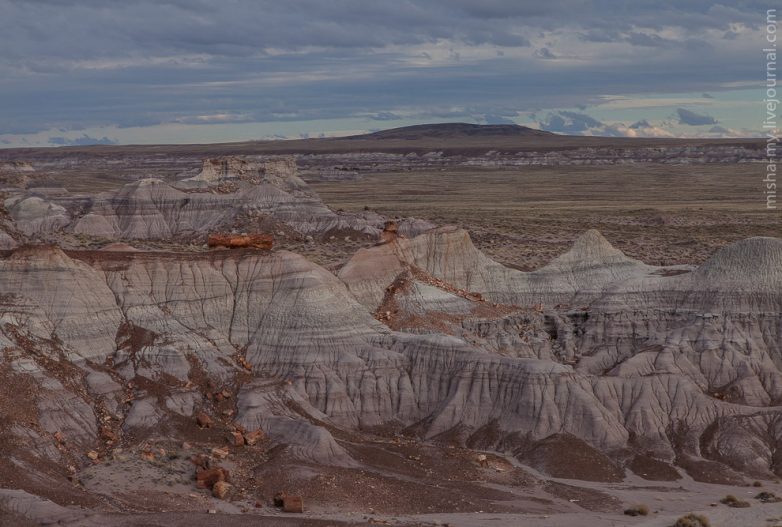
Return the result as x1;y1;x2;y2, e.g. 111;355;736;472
309;163;781;270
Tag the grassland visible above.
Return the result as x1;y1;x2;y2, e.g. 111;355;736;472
309;163;781;270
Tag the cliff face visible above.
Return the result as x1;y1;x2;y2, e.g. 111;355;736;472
1;228;780;495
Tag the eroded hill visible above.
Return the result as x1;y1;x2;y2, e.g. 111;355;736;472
0;154;780;527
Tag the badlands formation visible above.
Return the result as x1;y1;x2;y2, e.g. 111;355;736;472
0;152;780;527
2;157;431;245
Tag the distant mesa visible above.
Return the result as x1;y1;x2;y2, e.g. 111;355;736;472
348;122;555;140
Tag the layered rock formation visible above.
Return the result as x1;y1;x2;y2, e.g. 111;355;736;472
0;161;35;189
0;133;776;525
71;157;377;240
0;227;780;501
4;195;70;236
0;157;435;248
337;228;782;472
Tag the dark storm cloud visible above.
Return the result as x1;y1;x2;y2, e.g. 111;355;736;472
0;0;769;139
677;108;719;125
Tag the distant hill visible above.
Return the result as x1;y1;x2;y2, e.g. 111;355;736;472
350;122;555;140
0;122;763;157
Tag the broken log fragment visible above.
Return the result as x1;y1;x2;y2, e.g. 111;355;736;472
207;233;273;250
282;495;304;513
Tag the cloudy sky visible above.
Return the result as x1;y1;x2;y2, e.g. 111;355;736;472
0;0;773;147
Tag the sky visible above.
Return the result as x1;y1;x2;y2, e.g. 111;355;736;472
0;1;774;147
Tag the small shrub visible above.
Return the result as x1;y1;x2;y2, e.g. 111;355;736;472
753;480;763;487
720;494;750;508
624;504;650;516
755;491;782;503
672;513;711;527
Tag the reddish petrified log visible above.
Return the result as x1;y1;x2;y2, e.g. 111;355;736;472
207;233;273;249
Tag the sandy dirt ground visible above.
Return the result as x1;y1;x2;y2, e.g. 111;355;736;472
309;164;781;270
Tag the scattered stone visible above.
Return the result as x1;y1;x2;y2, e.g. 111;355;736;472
99;426;117;443
212;481;232;499
230;431;245;447
244;429;265;446
238;356;252;371
196;467;229;489
190;454;210;469
211;447;229;459
196;412;213;429
283;495;304;513
86;450;99;460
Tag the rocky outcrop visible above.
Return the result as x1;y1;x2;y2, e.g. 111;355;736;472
0;245;122;361
338;227;654;310
338;228;782;472
73;178;238;239
4;196;70;236
0;161;35;189
0;157;435;248
184;156;265;185
71;157;383;241
0;229;780;487
0;229;17;249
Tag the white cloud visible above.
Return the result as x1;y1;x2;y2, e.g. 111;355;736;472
0;1;770;143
